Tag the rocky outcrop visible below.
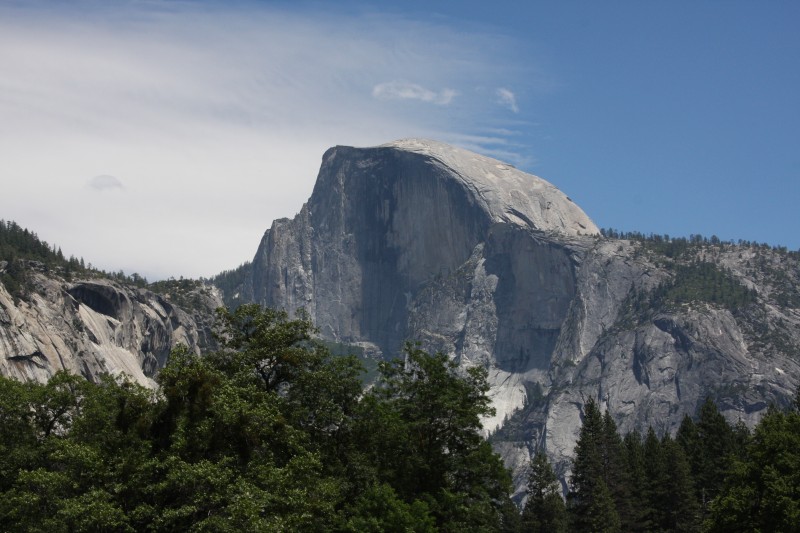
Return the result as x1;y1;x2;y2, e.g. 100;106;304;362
491;240;800;497
229;139;800;496
0;274;221;386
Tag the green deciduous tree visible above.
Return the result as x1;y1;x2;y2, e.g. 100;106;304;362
0;306;515;531
354;343;514;530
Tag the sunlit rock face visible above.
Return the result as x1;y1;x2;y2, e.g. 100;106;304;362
0;276;220;387
240;139;799;497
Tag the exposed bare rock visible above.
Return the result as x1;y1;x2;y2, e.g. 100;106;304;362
0;274;221;386
249;139;597;357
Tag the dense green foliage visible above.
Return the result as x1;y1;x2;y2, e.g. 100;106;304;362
706;403;800;532
209;261;252;309
0;219;138;299
0;220;66;265
655;262;756;309
0;305;515;531
548;394;800;532
602;228;797;313
617;263;756;323
0;219;76;299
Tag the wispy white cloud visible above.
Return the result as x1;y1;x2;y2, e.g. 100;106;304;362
88;175;124;191
372;81;457;105
496;88;519;113
0;3;543;279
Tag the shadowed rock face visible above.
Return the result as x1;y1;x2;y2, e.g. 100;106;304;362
238;139;800;497
483;225;577;373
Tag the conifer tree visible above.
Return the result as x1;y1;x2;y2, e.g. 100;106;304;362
795;384;800;412
601;411;633;530
643;426;668;529
568;398;620;532
586;480;621;533
623;430;649;532
661;434;700;532
676;414;699;461
707;404;800;532
521;452;566;533
695;397;734;511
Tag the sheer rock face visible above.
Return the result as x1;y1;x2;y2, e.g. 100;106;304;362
242;139;799;495
0;276;220;387
252;140;597;357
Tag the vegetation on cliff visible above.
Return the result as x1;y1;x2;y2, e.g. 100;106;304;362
0;220;216;309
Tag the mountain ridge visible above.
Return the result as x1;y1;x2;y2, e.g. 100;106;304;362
223;139;799;496
2;140;798;499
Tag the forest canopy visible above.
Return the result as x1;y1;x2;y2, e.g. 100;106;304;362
0;304;517;532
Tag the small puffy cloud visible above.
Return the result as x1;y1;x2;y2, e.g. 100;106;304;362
373;81;457;105
496;87;519;113
88;174;124;191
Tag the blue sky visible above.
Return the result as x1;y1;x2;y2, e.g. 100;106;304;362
1;1;797;279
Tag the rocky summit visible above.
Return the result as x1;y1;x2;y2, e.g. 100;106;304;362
249;139;597;360
226;139;800;495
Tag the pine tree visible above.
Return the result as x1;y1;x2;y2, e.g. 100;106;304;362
794;384;800;412
661;434;700;532
601;411;633;530
643;426;668;529
568;398;620;532
708;405;800;532
521;452;566;533
623;430;649;532
695;397;734;513
676;414;699;460
586;480;621;533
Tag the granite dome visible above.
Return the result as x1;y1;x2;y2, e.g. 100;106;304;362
378;139;599;237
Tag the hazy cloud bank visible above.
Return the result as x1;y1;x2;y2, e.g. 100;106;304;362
0;2;542;279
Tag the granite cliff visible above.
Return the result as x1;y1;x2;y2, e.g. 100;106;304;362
250;139;596;356
0;263;221;387
226;139;800;495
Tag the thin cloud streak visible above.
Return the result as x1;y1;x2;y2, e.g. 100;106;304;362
372;81;457;105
